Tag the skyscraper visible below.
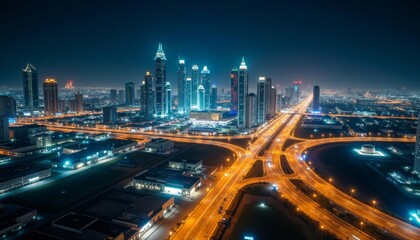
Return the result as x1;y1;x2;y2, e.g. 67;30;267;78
144;72;154;118
257;77;266;124
75;92;83;113
414;114;420;174
140;81;146;113
230;67;239;113
118;90;125;105
313;85;320;113
185;77;192;113
201;66;211;110
125;82;135;106
197;85;205;111
110;89;117;103
292;81;301;103
103;106;117;124
237;57;248;128
210;84;217;109
267;86;277;119
0;116;9;143
22;63;39;109
245;93;257;128
177;59;186;113
0;96;16;118
43;79;59;115
191;65;200;108
155;43;167;117
165;82;172;116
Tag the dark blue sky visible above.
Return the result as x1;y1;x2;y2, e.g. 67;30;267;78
1;0;419;91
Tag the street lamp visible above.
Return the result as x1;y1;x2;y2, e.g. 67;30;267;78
328;178;333;183
360;221;364;230
372;200;376;210
350;188;355;197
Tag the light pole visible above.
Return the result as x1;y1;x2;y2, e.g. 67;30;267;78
360;221;364;230
350;188;355;198
372;200;376;210
328;178;333;183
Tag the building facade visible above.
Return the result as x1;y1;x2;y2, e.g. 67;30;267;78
0;96;16;118
245;93;257;128
230;67;239;113
184;77;192;113
177;59;186;113
22;64;39;110
201;66;211;110
257;77;266;124
155;43;167;117
144;72;154;118
414;114;420;174
237;58;248;128
103;106;117;123
191;65;200;108
75;92;83;113
43;79;59;115
210;84;217;109
165;82;172;116
125;82;135;106
313;85;320;113
197;85;205;111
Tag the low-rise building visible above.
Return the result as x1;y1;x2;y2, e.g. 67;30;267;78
144;138;173;153
0;164;51;193
168;159;202;172
0;205;37;237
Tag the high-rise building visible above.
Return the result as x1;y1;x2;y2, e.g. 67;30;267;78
177;59;186;113
267;87;277;119
155;43;167;117
58;99;66;113
0;96;16;118
0;116;9;143
118;90;125;105
140;81;146;113
22;63;39;109
75;92;83;113
414;114;420;174
125;82;135;106
165;82;172;116
201;66;211;110
103;106;117;124
210;84;217;109
143;72;154;118
110;89;117;103
43;79;59;115
257;77;266;124
197;85;205;111
237;57;248;128
312;85;320;113
191;65;200;108
276;94;282;111
245;93;257;128
64;80;75;89
292;81;301;103
230;67;239;113
185;77;192;113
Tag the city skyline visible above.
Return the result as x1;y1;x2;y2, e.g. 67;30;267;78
1;1;420;90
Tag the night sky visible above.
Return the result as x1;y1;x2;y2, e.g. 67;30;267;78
1;0;419;91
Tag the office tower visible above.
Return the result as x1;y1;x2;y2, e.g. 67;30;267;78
58;99;66;113
230;67;239;113
110;89;117;103
185;77;192;113
75;92;83;113
118;90;125;104
103;106;117;124
267;86;277;118
292;81;301;103
140;81;146;113
22;63;39;109
125;82;135;106
177;59;186;112
155;43;167;117
201;66;211;110
210;84;217;109
285;87;293;99
197;85;205;111
237;57;248;128
414;114;420;174
165;82;172;116
191;65;200;108
144;72;154;118
68;100;76;112
265;77;273;118
257;77;266;124
0;96;16;118
245;93;257;128
313;85;320;113
0;116;9;142
43;79;59;115
276;94;282;111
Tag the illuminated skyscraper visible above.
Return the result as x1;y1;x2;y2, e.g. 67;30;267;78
230;67;239;113
22;64;39;109
75;92;83;113
197;85;205;111
267;86;277;119
177;59;186;112
144;72;154;118
414;114;420;174
210;84;217;109
165;82;172;116
43;79;59;115
257;77;266;124
201;66;211;110
312;85;320;113
125;82;135;106
237;57;248;128
155;43;167;117
191;65;200;108
292;81;301;103
185;77;192;113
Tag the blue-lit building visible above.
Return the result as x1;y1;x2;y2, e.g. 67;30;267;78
237;57;248;128
197;85;205;111
230;67;239;114
125;82;135;106
201;66;211;110
312;85;320;113
177;59;186;113
165;82;172;116
191;65;200;109
154;43;167;117
257;77;266;124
